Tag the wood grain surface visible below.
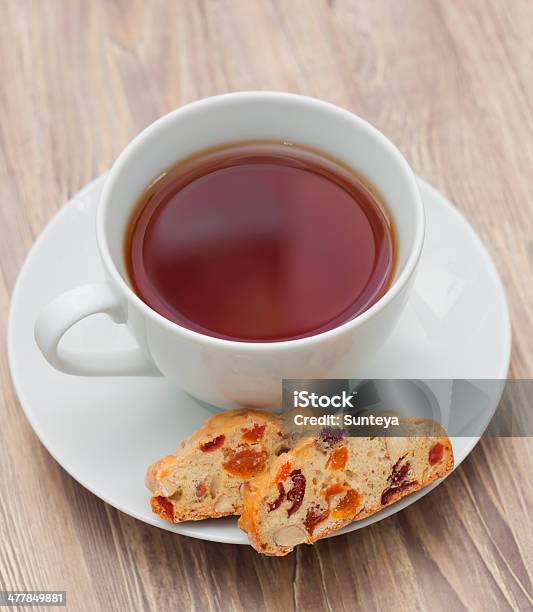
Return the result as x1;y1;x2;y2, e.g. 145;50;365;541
1;1;532;610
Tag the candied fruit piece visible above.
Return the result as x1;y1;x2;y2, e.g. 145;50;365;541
381;480;418;505
276;462;292;483
268;482;285;512
381;457;416;504
157;456;176;480
200;435;225;452
322;483;345;501
242;422;266;443
388;457;410;485
151;496;174;521
332;488;360;519
304;505;329;534
391;462;410;484
222;446;267;478
319;426;345;449
195;482;207;498
429;443;444;465
286;469;306;516
326;446;348;471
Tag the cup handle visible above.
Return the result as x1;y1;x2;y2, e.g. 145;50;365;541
34;283;161;376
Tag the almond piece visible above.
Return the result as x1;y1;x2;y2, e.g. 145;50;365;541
214;495;233;514
209;474;222;498
385;437;409;464
273;525;307;547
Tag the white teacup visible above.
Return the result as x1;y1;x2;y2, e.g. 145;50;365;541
34;92;424;409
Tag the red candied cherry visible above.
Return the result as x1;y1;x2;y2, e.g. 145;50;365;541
200;435;225;452
286;469;306;516
429;443;444;465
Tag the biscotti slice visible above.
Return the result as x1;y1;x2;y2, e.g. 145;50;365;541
239;421;453;555
147;409;287;523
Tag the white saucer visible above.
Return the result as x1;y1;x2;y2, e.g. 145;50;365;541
8;175;511;544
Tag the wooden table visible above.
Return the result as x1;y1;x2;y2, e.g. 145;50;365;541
1;1;532;610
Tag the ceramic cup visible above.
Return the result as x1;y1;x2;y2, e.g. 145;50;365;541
34;92;425;409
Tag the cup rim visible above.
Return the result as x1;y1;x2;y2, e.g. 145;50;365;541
96;91;425;351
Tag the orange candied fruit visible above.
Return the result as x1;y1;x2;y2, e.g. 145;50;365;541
242;422;266;443
222;447;267;478
275;462;292;483
332;488;360;519
157;455;176;480
326;446;348;471
322;482;345;501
